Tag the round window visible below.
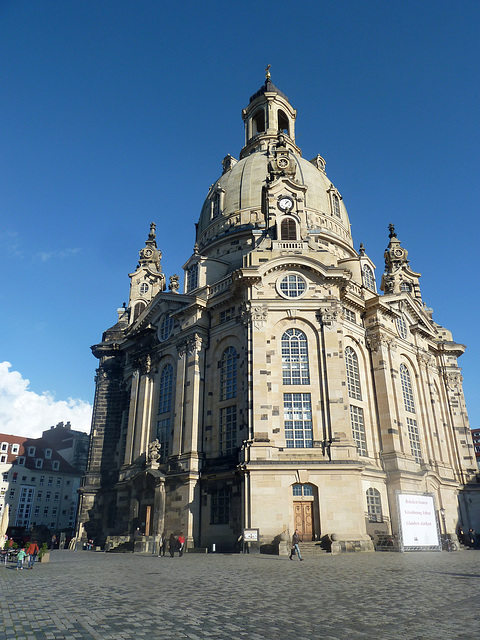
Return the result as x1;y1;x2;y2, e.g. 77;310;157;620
278;274;307;298
159;314;174;341
139;283;149;294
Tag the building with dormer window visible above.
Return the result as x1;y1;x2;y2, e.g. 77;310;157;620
78;73;476;553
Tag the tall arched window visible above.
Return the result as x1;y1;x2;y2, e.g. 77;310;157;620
366;488;382;522
280;218;297;240
278;109;289;135
332;193;340;217
220;347;238;401
282;329;309;385
400;363;422;462
345;347;362;400
133;301;146;321
362;265;376;291
400;364;415;413
157;364;174;463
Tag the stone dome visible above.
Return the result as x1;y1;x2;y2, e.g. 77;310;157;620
195;78;354;259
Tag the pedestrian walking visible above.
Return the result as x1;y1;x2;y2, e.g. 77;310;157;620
26;540;39;569
16;547;27;570
160;531;167;557
468;528;476;548
168;533;177;557
289;529;303;561
178;532;185;557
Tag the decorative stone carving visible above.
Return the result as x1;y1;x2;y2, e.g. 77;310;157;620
147;439;161;468
169;274;180;293
366;332;396;353
241;303;267;329
316;307;338;328
446;372;463;391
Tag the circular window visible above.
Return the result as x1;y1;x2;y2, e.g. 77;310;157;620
159;314;174;341
139;283;149;294
396;315;407;339
278;274;307;298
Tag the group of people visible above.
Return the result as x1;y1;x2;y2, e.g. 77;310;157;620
458;527;479;549
15;540;40;570
157;532;185;557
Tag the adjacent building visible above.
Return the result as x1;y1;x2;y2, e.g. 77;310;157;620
0;422;88;534
78;73;477;552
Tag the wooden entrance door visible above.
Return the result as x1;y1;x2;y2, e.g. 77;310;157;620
293;501;314;540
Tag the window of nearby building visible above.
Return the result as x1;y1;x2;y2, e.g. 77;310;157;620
1;442;8;452
344;308;356;323
37;491;42;500
0;454;6;464
44;507;48;516
44;449;52;459
220;405;237;456
282;329;310;385
350;405;367;456
48;477;53;486
9;489;15;499
220;347;238;401
2;472;7;481
17;457;25;466
34;506;40;516
159;314;174;341
292;484;314;497
210;486;230;524
39;475;44;485
35;459;43;469
278;274;307;298
52;461;59;471
362;265;376;291
345;347;362;400
284;393;313;448
54;493;59;502
27;446;36;457
407;417;422;463
396;315;408;339
400;364;415;413
11;444;19;454
280;218;297;240
46;492;51;502
56;478;61;486
366;488;383;522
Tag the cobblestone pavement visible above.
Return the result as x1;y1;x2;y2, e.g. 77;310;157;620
0;549;479;640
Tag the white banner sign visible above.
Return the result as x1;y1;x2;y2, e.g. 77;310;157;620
398;493;439;549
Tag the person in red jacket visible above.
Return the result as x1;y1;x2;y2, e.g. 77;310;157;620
177;532;185;557
26;540;39;569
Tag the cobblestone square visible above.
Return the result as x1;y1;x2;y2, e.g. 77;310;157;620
0;550;479;639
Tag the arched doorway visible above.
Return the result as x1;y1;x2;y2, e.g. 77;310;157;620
292;483;318;540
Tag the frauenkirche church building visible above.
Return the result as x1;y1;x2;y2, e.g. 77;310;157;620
78;72;476;553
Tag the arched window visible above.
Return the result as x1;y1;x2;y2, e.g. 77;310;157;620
332;193;340;217
345;347;362;400
220;347;238;401
280;218;297;240
282;329;309;385
400;364;415;413
350;405;367;456
366;488;382;522
187;263;198;292
278;109;289;135
292;483;313;497
252;109;265;135
362;265;376;291
157;364;174;463
133;301;146;321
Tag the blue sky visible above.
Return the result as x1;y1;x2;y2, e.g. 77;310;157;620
1;0;479;436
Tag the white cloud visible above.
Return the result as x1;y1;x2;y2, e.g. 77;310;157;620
34;248;81;262
0;362;92;438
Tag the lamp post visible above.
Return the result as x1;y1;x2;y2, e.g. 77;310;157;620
439;508;448;551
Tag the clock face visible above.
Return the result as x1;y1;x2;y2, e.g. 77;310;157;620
279;197;293;211
277;157;289;168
